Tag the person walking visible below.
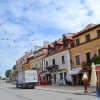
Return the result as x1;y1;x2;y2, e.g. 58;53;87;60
96;71;100;98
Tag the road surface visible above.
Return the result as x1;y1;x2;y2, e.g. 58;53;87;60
0;80;99;100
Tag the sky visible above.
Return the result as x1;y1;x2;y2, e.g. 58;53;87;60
0;0;100;77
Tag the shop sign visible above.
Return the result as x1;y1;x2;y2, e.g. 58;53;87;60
49;68;67;73
95;65;100;71
58;68;67;72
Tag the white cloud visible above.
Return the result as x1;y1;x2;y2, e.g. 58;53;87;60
1;0;100;76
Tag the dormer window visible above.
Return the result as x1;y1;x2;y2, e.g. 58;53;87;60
55;45;59;51
48;49;51;54
64;40;68;47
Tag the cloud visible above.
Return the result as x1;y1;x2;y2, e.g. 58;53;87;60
0;0;100;77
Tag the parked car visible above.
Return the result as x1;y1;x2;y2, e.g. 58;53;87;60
6;78;10;83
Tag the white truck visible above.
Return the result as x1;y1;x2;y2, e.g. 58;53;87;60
16;70;38;89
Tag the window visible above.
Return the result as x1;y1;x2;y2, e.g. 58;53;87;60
55;45;59;51
60;73;63;79
64;41;68;47
52;59;55;65
76;38;80;45
35;64;37;68
48;49;51;54
86;52;91;62
98;49;100;56
75;55;80;65
62;56;65;63
86;34;90;41
46;61;48;67
97;30;100;37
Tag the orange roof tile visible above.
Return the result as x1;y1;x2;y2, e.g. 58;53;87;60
45;45;69;58
48;44;54;48
54;40;63;45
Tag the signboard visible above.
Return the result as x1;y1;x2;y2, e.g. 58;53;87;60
58;68;67;72
95;65;100;80
95;65;100;71
25;70;37;74
49;68;67;73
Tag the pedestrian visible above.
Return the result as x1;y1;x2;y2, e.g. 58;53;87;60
82;68;88;93
96;79;100;98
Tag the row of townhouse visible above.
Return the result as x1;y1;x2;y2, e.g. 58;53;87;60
16;23;100;86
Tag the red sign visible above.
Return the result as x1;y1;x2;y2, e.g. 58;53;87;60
95;66;100;71
38;72;40;82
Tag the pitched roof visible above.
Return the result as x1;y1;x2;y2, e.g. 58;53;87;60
73;23;99;38
63;36;73;41
48;44;54;48
27;53;34;58
54;40;63;45
45;45;69;58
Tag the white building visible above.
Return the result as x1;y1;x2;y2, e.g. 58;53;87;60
44;33;74;85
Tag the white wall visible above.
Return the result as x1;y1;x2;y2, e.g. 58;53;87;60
44;50;72;82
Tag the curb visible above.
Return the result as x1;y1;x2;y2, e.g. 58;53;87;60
35;88;96;96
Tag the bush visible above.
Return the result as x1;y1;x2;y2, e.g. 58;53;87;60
91;56;100;65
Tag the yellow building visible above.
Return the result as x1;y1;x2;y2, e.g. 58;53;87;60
69;23;100;85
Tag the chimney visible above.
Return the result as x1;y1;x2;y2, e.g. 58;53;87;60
25;52;29;55
44;41;49;47
35;46;42;51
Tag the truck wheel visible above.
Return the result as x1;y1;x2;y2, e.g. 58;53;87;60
16;85;18;88
31;87;34;89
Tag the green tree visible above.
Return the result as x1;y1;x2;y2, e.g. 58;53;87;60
5;69;12;78
13;65;16;70
91;56;100;64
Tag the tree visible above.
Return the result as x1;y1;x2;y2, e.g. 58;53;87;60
5;69;12;78
13;65;16;70
91;55;100;65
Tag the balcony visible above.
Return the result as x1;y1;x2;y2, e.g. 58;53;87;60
46;65;59;72
52;65;59;69
46;66;53;71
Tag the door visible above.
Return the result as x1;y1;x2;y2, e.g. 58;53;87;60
54;74;56;83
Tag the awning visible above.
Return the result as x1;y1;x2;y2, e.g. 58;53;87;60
68;68;82;76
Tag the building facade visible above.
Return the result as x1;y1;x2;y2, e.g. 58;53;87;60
29;42;49;85
44;34;74;85
69;23;100;85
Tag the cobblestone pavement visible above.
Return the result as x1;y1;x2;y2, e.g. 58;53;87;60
0;80;100;100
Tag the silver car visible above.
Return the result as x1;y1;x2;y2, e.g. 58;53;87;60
6;78;10;83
